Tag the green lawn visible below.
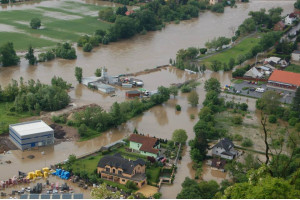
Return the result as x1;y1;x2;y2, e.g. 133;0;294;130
285;64;300;73
202;36;260;67
0;1;111;50
0;102;33;134
70;154;103;175
147;166;161;184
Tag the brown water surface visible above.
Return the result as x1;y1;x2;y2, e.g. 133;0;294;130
0;0;295;198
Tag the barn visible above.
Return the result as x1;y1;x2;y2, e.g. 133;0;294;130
125;90;141;98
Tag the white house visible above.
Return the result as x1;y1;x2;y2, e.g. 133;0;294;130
285;13;297;25
292;50;300;62
212;138;238;160
244;67;263;78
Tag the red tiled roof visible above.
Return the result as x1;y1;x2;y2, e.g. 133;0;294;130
125;10;134;16
268;70;300;86
129;134;159;154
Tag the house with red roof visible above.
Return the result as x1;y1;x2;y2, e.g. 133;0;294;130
128;134;160;158
274;21;285;31
125;10;134;16
268;70;300;90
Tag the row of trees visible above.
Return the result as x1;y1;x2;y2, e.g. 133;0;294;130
56;86;171;138
0;76;71;113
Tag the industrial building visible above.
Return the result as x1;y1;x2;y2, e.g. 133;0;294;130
9;120;54;150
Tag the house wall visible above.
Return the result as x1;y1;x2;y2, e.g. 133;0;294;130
292;53;300;62
140;150;158;158
129;141;160;158
129;141;141;151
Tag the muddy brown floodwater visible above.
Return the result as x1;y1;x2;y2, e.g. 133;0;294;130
0;0;295;198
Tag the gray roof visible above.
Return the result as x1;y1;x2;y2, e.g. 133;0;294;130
98;154;145;174
213;138;234;152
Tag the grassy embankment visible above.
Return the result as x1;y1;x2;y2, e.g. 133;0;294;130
201;36;261;68
285;64;300;73
0;1;111;50
0;102;32;134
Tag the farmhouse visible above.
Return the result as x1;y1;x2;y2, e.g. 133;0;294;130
97;153;147;188
267;70;300;90
9;120;54;150
128;134;160;158
212;138;238;160
285;13;297;25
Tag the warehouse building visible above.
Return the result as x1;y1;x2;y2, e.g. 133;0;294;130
9;120;54;150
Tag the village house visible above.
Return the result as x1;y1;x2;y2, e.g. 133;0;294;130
292;50;300;62
285;13;297;25
128;134;160;158
274;21;285;31
212;138;238;160
264;56;281;66
267;70;300;91
244;67;263;78
97;153;147;188
211;158;226;172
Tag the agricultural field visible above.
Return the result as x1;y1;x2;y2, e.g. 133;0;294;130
202;36;261;67
0;1;112;50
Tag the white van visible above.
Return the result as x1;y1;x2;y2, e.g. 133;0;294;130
255;88;265;93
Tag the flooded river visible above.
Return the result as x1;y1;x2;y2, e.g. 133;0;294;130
0;0;295;198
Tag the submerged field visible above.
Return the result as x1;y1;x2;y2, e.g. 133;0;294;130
0;1;111;50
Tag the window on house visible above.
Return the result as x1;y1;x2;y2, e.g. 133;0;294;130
118;170;122;175
106;167;110;172
113;169;116;174
122;179;125;182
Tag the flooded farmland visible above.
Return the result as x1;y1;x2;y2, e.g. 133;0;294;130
0;0;296;198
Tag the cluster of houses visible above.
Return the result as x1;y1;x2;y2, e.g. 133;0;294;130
96;134;161;188
241;56;300;91
274;12;298;31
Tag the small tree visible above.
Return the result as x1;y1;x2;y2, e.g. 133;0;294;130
25;45;37;65
94;68;102;77
228;57;235;70
30;18;41;29
0;42;20;67
91;183;121;199
169;86;178;98
83;43;93;52
172;129;188;144
78;124;87;137
75;66;83;83
188;91;199;107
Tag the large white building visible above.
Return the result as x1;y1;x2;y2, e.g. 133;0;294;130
9;120;54;150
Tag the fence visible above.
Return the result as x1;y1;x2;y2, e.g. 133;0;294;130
234;77;268;82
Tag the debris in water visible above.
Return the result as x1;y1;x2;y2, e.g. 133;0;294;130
27;155;35;159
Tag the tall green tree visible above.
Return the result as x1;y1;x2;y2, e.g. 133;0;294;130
25;45;37;65
169;86;178;98
75;66;83;83
204;78;221;93
172;129;188;144
188;90;199;107
0;42;20;67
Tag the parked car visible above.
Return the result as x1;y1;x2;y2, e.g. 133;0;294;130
255;88;265;93
236;90;241;94
249;87;256;91
156;156;164;161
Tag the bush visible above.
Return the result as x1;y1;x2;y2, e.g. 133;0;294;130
181;85;192;93
232;116;243;125
190;114;195;119
289;117;299;126
241;137;253;147
175;104;181;111
268;115;277;123
83;43;93;52
295;123;300;132
199;48;207;54
211;3;224;13
240;103;248;111
30;18;41;29
153;193;162;199
233;134;243;141
125;180;138;190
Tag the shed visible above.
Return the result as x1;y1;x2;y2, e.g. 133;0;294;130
9;120;54;150
126;90;140;98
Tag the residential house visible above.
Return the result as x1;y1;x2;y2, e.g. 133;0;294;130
97;153;147;188
128;134;160;158
125;10;134;16
244;67;263;78
285;13;297;25
211;158;226;172
264;56;281;67
267;70;300;90
274;21;285;31
292;50;300;62
212;138;238;160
